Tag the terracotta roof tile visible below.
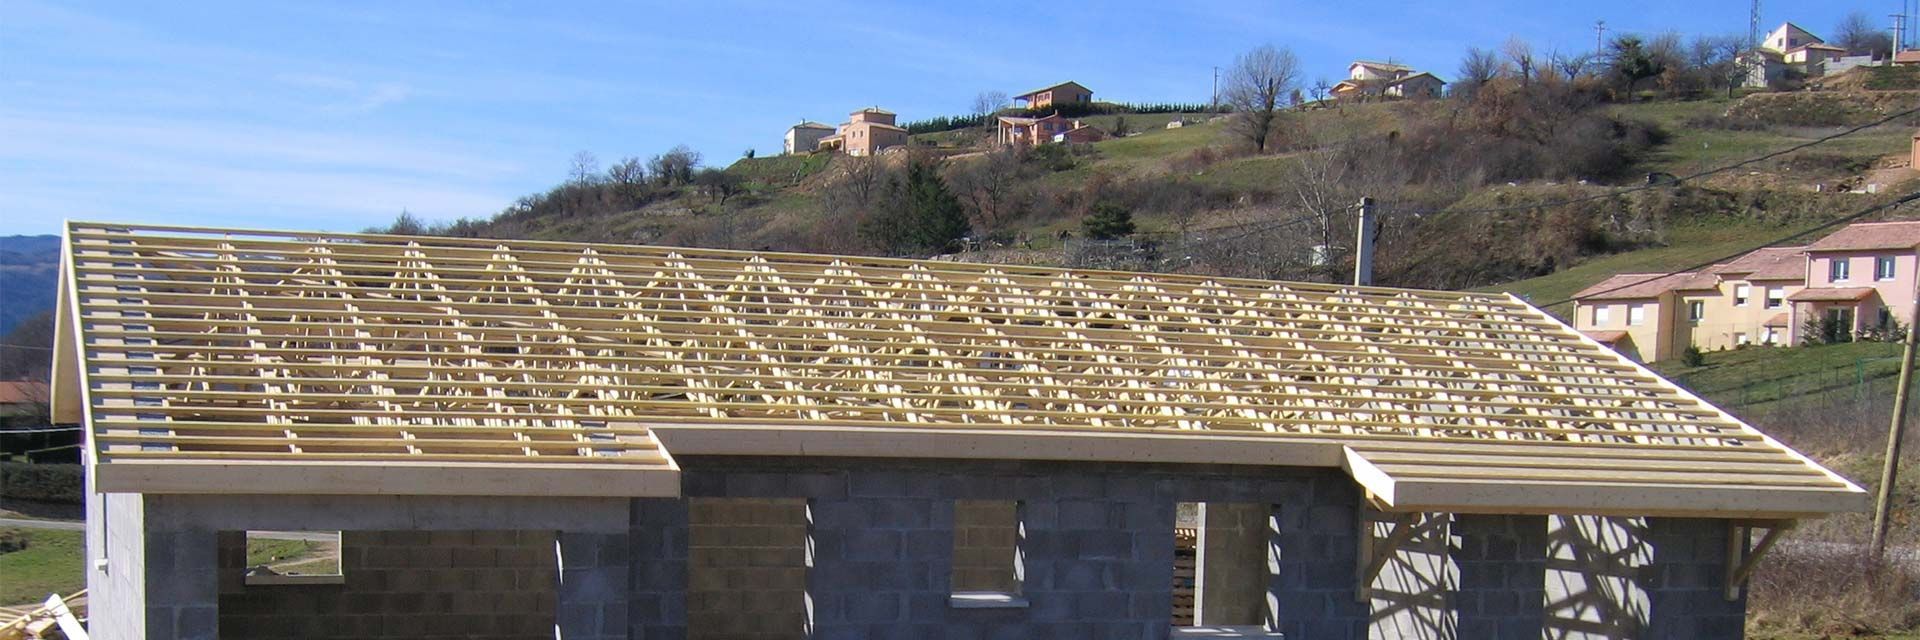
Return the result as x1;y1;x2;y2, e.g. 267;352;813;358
1807;221;1920;252
1572;271;1719;301
1787;286;1878;302
1710;246;1807;281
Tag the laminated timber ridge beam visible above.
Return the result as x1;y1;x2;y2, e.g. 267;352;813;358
54;222;1871;517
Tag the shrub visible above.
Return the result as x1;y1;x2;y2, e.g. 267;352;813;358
1749;546;1920;637
0;529;24;554
0;462;83;504
1025;144;1076;172
1680;344;1706;367
1082;203;1136;240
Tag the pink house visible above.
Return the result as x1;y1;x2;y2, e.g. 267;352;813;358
1790;221;1920;343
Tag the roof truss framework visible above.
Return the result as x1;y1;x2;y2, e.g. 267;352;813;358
53;223;1866;517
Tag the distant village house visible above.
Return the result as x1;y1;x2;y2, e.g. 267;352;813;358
784;121;835;155
1329;61;1444;101
1746;22;1880;87
1013;81;1093;110
816;107;909;157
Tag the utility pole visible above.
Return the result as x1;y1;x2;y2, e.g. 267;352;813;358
1896;12;1910;56
1353;197;1376;287
1211;66;1220;112
1594;20;1608;54
1748;0;1761;50
1871;281;1920;557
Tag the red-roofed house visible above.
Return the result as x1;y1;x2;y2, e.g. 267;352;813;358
1572;271;1720;362
817;108;909;157
1702;246;1809;347
996;113;1107;146
1012;81;1093;110
1792;221;1920;343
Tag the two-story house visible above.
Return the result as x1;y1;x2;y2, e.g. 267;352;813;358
816;107;909;157
1790;221;1920;342
1701;246;1808;348
1013;81;1093;110
1329;61;1445;101
1572;271;1720;362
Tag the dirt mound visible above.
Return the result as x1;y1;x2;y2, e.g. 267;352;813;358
1725;90;1920;127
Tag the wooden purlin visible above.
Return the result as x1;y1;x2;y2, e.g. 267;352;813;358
57;222;1866;512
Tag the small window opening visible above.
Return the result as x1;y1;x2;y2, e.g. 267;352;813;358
243;530;343;585
951;500;1026;608
1176;502;1276;635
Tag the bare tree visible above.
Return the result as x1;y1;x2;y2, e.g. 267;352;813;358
1549;50;1593;83
947;147;1027;231
648;145;701;187
569;151;600;185
1455;47;1501;98
1504;37;1536;88
1309;78;1331;104
1222;44;1302;153
606;156;646;186
1836;11;1895;58
971;90;1009;122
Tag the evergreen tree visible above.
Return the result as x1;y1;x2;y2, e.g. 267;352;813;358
859;159;969;255
1082;203;1136;240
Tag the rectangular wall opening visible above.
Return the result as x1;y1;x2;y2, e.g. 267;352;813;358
688;497;808;639
240;530;342;585
218;529;557;638
1176;502;1274;635
951;499;1024;607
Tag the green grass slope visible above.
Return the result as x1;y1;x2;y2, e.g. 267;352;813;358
0;527;82;605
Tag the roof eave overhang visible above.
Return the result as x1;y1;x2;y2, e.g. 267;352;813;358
93;459;682;497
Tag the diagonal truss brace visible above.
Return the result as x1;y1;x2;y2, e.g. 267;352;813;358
1356;506;1425;602
1725;519;1794;601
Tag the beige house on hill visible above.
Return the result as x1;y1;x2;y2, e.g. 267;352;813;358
784;121;835;155
1699;246;1808;349
1572;271;1719;362
1330;61;1444;100
817;107;908;157
1014;81;1093;110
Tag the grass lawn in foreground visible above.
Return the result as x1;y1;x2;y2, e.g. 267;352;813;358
0;527;84;605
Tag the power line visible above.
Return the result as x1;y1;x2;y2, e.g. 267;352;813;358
1379;101;1920;218
1532;189;1920;309
0;426;81;434
0;343;54;352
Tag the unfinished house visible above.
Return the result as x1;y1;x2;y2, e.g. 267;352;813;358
54;223;1867;640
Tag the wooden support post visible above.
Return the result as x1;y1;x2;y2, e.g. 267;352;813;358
1725;521;1793;601
1356;512;1418;602
1873;277;1920;557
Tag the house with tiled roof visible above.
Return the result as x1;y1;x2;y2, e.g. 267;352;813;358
1012;81;1092;110
783;121;835;155
1702;246;1809;348
816;107;908;157
1571;271;1720;362
1330;61;1444;101
1791;221;1920;343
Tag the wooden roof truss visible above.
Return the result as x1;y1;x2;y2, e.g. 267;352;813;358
52;223;1866;516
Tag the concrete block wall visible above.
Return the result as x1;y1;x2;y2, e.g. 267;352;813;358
687;498;808;639
215;530;557;639
674;457;1362;640
1642;518;1745;640
1545;515;1653;639
1367;513;1454;640
1196;502;1270;626
1451;514;1548;640
950;500;1019;593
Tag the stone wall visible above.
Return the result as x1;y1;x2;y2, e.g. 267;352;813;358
215;530;557;639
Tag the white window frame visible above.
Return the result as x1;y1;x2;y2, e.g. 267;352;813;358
1830;258;1851;283
1733;284;1750;307
1592;305;1611;326
1766;288;1785;309
1627;304;1646;326
1687;301;1704;322
1877;256;1898;281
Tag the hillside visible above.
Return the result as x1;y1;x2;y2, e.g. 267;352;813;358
0;236;59;336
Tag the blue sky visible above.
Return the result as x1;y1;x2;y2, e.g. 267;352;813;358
0;0;1890;235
